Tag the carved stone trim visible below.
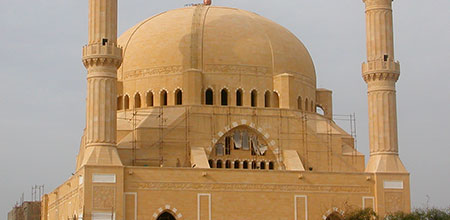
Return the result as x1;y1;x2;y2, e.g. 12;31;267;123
129;182;371;193
123;66;183;80
93;186;116;210
363;72;400;83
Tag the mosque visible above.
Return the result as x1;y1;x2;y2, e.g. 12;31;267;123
41;0;411;219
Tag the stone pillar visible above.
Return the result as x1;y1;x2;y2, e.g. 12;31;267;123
81;0;122;166
362;0;405;173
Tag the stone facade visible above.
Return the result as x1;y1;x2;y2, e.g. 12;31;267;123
41;1;411;220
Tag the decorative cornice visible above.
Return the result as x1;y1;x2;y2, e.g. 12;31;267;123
82;44;123;68
363;72;400;83
129;182;371;193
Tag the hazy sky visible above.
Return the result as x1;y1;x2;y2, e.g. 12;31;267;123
0;0;449;218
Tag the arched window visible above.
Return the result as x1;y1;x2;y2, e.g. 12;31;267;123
146;91;154;107
216;160;223;168
157;212;176;220
225;136;231;155
297;96;302;110
326;212;344;220
305;98;309;111
160;90;167;106
221;89;228;106
251;161;257;169
208;159;214;168
124;95;130;110
264;91;271;107
225;160;232;169
234;160;240;169
215;143;224;156
134;93;141;108
243;161;249;169
251;90;258;107
273;92;279;108
236;89;243;106
317;106;325;115
311;101;315;113
269;161;275;170
117;96;123;110
175;89;182;105
205;88;213;105
260;161;266;170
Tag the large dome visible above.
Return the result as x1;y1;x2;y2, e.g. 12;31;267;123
118;6;316;83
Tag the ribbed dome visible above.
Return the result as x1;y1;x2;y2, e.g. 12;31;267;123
117;6;316;85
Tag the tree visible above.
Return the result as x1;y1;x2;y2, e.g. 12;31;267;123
344;208;378;220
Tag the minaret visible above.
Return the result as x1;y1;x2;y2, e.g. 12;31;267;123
362;0;406;173
81;0;122;166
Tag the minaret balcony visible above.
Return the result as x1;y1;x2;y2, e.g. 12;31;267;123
362;60;400;75
82;43;123;68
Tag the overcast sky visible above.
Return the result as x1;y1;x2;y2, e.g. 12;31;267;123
0;0;449;217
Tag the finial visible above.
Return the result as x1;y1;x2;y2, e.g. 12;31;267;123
204;0;211;5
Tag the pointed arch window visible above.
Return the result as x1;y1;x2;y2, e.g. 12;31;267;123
251;90;258;107
205;88;213;105
175;89;182;105
264;91;271;107
146;91;154;107
160;90;168;106
236;89;243;106
298;96;303;110
117;96;123;110
305;98;309;111
273;92;279;108
124;95;130;110
221;89;228;106
134;93;141;108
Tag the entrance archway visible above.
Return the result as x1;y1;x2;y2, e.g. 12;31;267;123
326;212;344;220
157;212;176;220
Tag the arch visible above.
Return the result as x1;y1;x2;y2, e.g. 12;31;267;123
160;90;168;106
236;89;243;106
234;160;240;169
216;160;223;168
297;96;303;110
124;95;130;110
251;90;258;107
221;88;228;106
212;122;282;166
205;88;213;105
326;212;344;220
208;159;214;168
264;91;271;107
134;93;141;108
305;98;309;111
117;96;123;110
157;212;176;220
225;160;232;169
269;161;275;170
251;161;257;169
316;105;325;115
146;91;154;107
175;89;182;105
273;91;279;108
243;161;249;169
260;161;266;170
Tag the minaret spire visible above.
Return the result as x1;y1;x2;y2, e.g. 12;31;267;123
81;0;123;166
362;0;406;173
